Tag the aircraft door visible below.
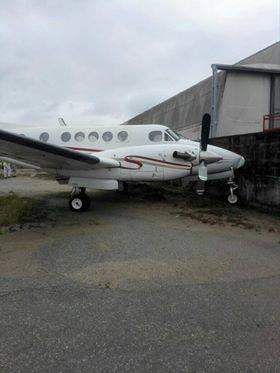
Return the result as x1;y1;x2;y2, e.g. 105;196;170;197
153;152;164;180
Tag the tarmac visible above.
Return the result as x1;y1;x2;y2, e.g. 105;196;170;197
0;176;280;372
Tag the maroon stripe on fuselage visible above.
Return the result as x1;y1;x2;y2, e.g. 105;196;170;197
65;148;191;169
120;155;192;170
67;146;103;152
130;155;192;168
120;156;143;169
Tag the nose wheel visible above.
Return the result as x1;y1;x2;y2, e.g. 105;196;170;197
195;180;205;196
227;178;238;205
69;187;91;212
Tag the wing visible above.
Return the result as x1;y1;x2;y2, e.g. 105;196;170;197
0;129;120;170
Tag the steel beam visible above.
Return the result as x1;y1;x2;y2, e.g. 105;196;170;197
211;64;218;138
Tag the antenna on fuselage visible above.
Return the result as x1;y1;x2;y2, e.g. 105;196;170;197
58;117;67;126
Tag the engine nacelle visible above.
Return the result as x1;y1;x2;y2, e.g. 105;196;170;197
173;151;196;161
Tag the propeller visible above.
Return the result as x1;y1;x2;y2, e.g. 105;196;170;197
200;113;211;152
198;113;211;181
171;113;220;185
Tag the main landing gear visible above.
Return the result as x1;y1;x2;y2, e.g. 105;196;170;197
69;187;91;212
227;177;238;205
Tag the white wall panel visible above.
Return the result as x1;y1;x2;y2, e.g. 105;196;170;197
217;72;270;136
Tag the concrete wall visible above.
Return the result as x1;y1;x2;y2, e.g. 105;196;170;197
125;42;280;139
210;131;280;209
237;42;280;66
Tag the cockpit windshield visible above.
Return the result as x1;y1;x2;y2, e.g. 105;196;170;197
165;129;185;141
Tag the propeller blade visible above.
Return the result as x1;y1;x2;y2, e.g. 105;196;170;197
198;161;208;181
200;113;211;151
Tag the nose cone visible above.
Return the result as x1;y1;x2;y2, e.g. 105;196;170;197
234;155;245;169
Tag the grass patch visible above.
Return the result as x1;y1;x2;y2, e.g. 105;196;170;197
0;193;38;226
34;172;55;180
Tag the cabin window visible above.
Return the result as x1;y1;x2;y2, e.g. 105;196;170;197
117;131;128;142
149;131;162;142
74;131;85;142
164;132;174;141
61;132;71;142
39;132;49;142
166;129;181;141
88;132;99;142
102;131;113;142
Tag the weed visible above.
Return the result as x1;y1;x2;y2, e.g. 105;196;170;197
0;193;38;226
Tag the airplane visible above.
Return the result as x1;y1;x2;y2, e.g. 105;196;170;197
0;114;245;212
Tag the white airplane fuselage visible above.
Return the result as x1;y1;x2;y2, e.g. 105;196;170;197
3;123;245;188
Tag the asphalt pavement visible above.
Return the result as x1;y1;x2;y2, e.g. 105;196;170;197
0;178;280;372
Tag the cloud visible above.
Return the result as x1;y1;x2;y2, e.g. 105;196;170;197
0;0;278;127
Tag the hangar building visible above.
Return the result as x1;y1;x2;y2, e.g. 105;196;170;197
125;42;280;140
125;42;280;209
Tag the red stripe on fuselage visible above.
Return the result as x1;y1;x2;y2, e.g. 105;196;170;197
120;155;191;170
120;156;143;169
66;148;191;170
67;146;103;152
130;155;192;168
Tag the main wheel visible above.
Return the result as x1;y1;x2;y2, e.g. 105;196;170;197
228;193;238;204
69;194;91;212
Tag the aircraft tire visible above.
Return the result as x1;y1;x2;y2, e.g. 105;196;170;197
227;193;238;205
69;193;91;212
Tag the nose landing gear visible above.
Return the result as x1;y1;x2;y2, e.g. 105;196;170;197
227;177;238;204
69;187;91;212
195;180;205;196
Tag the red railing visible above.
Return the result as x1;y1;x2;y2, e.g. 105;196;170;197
263;113;280;132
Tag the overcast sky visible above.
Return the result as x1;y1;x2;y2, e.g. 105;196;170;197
0;0;279;127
